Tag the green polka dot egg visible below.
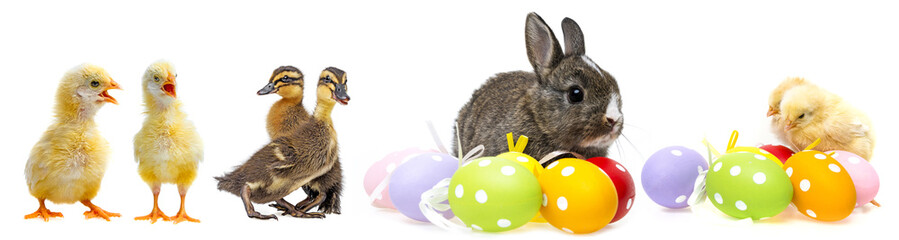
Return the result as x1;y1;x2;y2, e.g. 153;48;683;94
706;152;793;220
449;157;542;232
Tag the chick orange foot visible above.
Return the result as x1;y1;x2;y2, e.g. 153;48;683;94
25;199;63;222
171;194;199;224
81;200;120;221
170;209;199;224
135;207;170;223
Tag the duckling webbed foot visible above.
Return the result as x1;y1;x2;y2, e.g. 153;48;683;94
269;198;300;216
285;193;326;219
241;184;277;220
290;211;326;219
270;201;324;218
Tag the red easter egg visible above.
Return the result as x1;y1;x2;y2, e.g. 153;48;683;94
760;144;795;164
585;157;635;223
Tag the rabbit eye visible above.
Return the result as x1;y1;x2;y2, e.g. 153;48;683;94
567;86;584;103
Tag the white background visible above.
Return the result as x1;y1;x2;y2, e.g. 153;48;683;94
1;0;895;239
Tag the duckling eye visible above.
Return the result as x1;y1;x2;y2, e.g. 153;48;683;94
154;76;160;82
91;80;100;87
567;86;584;103
798;113;805;119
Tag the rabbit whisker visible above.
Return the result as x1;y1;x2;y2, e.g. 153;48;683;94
615;138;625;161
618;133;645;163
623;122;645;131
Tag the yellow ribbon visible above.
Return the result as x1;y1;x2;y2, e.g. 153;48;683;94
804;138;821;151
726;130;739;151
702;138;721;159
506;132;529;153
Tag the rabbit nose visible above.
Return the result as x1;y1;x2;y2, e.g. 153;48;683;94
605;116;617;126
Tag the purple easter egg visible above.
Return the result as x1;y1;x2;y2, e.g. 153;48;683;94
389;152;458;222
641;146;708;209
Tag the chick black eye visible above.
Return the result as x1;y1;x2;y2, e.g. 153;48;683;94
567;86;584;103
798;113;805;119
154;76;160;82
91;81;100;87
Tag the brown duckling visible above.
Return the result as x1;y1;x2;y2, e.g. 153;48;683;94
258;66;309;139
291;68;349;215
216;67;350;220
258;66;336;213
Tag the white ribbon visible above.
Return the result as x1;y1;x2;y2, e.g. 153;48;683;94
419;178;471;232
538;151;585;165
427;121;449;154
458;145;484;166
688;166;708;206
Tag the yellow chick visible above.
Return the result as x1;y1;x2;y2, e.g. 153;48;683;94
24;64;122;221
133;60;203;224
767;77;811;144
779;84;876;160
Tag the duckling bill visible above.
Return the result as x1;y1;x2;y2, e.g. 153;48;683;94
216;67;349;220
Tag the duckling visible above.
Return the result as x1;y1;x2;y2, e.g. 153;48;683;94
24;64;121;221
215;67;350;220
133;60;203;224
258;66;309;139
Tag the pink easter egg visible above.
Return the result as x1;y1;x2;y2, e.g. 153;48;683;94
826;150;880;207
364;147;437;209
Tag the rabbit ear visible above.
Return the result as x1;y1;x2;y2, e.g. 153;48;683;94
561;17;585;56
525;12;563;77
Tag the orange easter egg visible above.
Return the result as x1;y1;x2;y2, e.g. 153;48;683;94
539;158;618;234
783;151;856;221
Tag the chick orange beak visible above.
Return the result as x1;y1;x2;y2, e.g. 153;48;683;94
767;106;777;117
784;120;797;131
100;79;121;105
162;73;176;98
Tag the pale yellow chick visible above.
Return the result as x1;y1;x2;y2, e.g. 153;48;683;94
24;64;122;221
133;60;203;223
779;84;875;160
767;77;811;144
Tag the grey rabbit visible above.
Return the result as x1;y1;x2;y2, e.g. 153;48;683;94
455;12;623;162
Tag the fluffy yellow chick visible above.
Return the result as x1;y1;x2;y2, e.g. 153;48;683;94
767;77;811;143
24;64;122;221
133;60;203;224
779;84;876;160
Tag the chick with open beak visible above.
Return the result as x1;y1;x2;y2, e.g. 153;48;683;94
99;79;122;105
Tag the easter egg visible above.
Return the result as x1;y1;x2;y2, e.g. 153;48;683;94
449;157;541;232
727;146;784;167
364;148;436;209
759;144;795;165
539;158;618;234
585;157;635;223
705;152;793;220
642;146;708;208
497;151;547;223
389;152;458;222
827;150;879;207
783;151;856;221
